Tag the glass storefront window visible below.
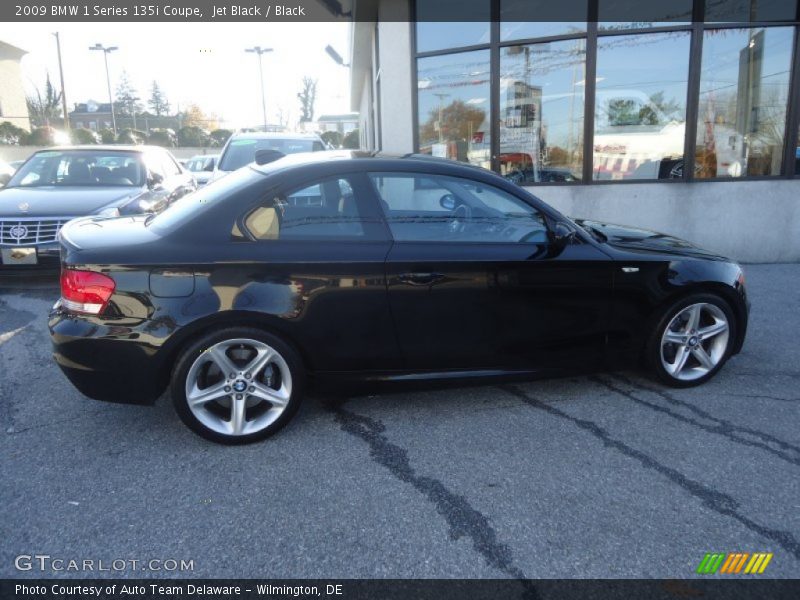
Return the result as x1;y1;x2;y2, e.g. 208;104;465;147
417;50;492;168
796;125;800;175
499;40;586;184
599;0;693;30
593;31;691;180
696;27;793;178
705;0;797;23
416;0;490;53
500;0;586;42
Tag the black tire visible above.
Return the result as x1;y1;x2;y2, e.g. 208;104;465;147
645;293;737;388
171;326;305;444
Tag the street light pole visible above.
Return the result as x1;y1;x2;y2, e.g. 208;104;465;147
89;43;118;135
52;32;69;131
245;46;273;132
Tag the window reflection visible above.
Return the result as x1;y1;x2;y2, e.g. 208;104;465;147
500;0;586;41
416;0;490;53
500;40;586;184
696;27;793;178
599;0;693;29
593;32;690;180
417;50;492;168
705;0;797;23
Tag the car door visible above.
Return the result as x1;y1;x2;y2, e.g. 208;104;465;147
369;170;614;372
230;171;402;373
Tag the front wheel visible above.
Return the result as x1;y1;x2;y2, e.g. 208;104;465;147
646;294;736;387
171;327;304;444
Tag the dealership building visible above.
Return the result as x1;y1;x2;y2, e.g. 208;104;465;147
349;1;800;262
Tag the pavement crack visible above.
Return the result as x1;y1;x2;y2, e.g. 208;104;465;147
500;384;800;562
333;406;538;595
598;374;800;467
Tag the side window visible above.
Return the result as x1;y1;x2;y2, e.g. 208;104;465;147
144;153;166;183
240;176;383;241
160;152;182;177
369;172;549;244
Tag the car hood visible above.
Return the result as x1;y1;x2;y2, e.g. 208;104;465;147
0;186;142;218
574;219;727;260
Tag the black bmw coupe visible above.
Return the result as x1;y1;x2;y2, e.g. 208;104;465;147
49;151;749;444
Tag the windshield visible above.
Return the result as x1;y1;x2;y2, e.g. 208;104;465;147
6;150;145;188
186;156;215;172
148;166;260;232
218;138;323;171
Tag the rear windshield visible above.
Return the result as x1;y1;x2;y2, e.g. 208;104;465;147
218;138;324;171
148;167;260;232
7;150;145;188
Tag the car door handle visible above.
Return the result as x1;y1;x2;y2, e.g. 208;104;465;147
397;272;445;286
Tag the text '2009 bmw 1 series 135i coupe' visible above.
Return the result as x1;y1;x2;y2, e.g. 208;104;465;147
49;151;749;444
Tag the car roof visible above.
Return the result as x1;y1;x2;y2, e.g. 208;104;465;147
33;145;167;154
229;131;322;140
251;150;496;179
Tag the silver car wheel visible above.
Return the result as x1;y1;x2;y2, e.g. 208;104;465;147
185;338;292;436
660;302;730;381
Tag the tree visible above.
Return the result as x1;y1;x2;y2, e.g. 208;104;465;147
297;77;317;123
0;121;27;145
98;128;116;144
320;130;343;148
209;128;233;147
26;74;62;127
147;129;176;147
342;128;360;149
148;81;170;117
115;71;143;117
419;100;486;146
70;128;100;144
177;126;209;147
180;104;218;130
116;128;146;144
26;127;57;146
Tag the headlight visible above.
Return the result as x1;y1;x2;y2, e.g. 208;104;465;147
96;207;120;218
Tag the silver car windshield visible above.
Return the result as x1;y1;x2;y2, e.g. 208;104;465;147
218;138;323;171
6;150;145;188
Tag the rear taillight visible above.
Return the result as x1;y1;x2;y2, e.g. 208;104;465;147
60;269;116;315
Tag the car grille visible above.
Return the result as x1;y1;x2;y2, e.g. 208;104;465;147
0;218;72;246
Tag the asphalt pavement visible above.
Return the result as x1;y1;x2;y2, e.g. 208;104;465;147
1;264;798;579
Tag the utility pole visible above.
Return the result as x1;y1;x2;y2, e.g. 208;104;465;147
245;46;273;131
434;93;450;142
53;32;69;130
89;43;118;135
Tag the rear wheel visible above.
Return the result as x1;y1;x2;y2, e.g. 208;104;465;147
646;294;736;387
171;327;304;444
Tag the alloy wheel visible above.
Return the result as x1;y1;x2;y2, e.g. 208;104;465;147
184;338;292;436
660;302;730;381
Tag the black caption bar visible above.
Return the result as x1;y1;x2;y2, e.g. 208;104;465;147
3;579;800;600
2;0;799;23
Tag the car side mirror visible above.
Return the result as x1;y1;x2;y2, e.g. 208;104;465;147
439;194;457;211
0;173;10;186
255;149;285;166
148;172;164;189
550;221;576;247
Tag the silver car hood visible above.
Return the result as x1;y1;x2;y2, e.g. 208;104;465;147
0;186;142;218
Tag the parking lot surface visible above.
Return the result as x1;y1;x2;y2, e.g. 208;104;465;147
1;265;799;579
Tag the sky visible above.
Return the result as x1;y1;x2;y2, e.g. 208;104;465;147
4;22;352;130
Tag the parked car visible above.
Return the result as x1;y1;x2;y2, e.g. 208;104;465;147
211;131;325;182
50;151;749;444
0;146;195;269
184;154;219;187
9;159;26;171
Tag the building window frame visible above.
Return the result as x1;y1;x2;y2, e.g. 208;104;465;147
410;0;800;184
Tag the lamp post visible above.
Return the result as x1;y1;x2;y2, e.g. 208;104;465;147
245;46;273;132
89;43;118;135
53;32;69;131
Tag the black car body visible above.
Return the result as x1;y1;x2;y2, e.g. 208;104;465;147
49;152;748;443
0;146;195;269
